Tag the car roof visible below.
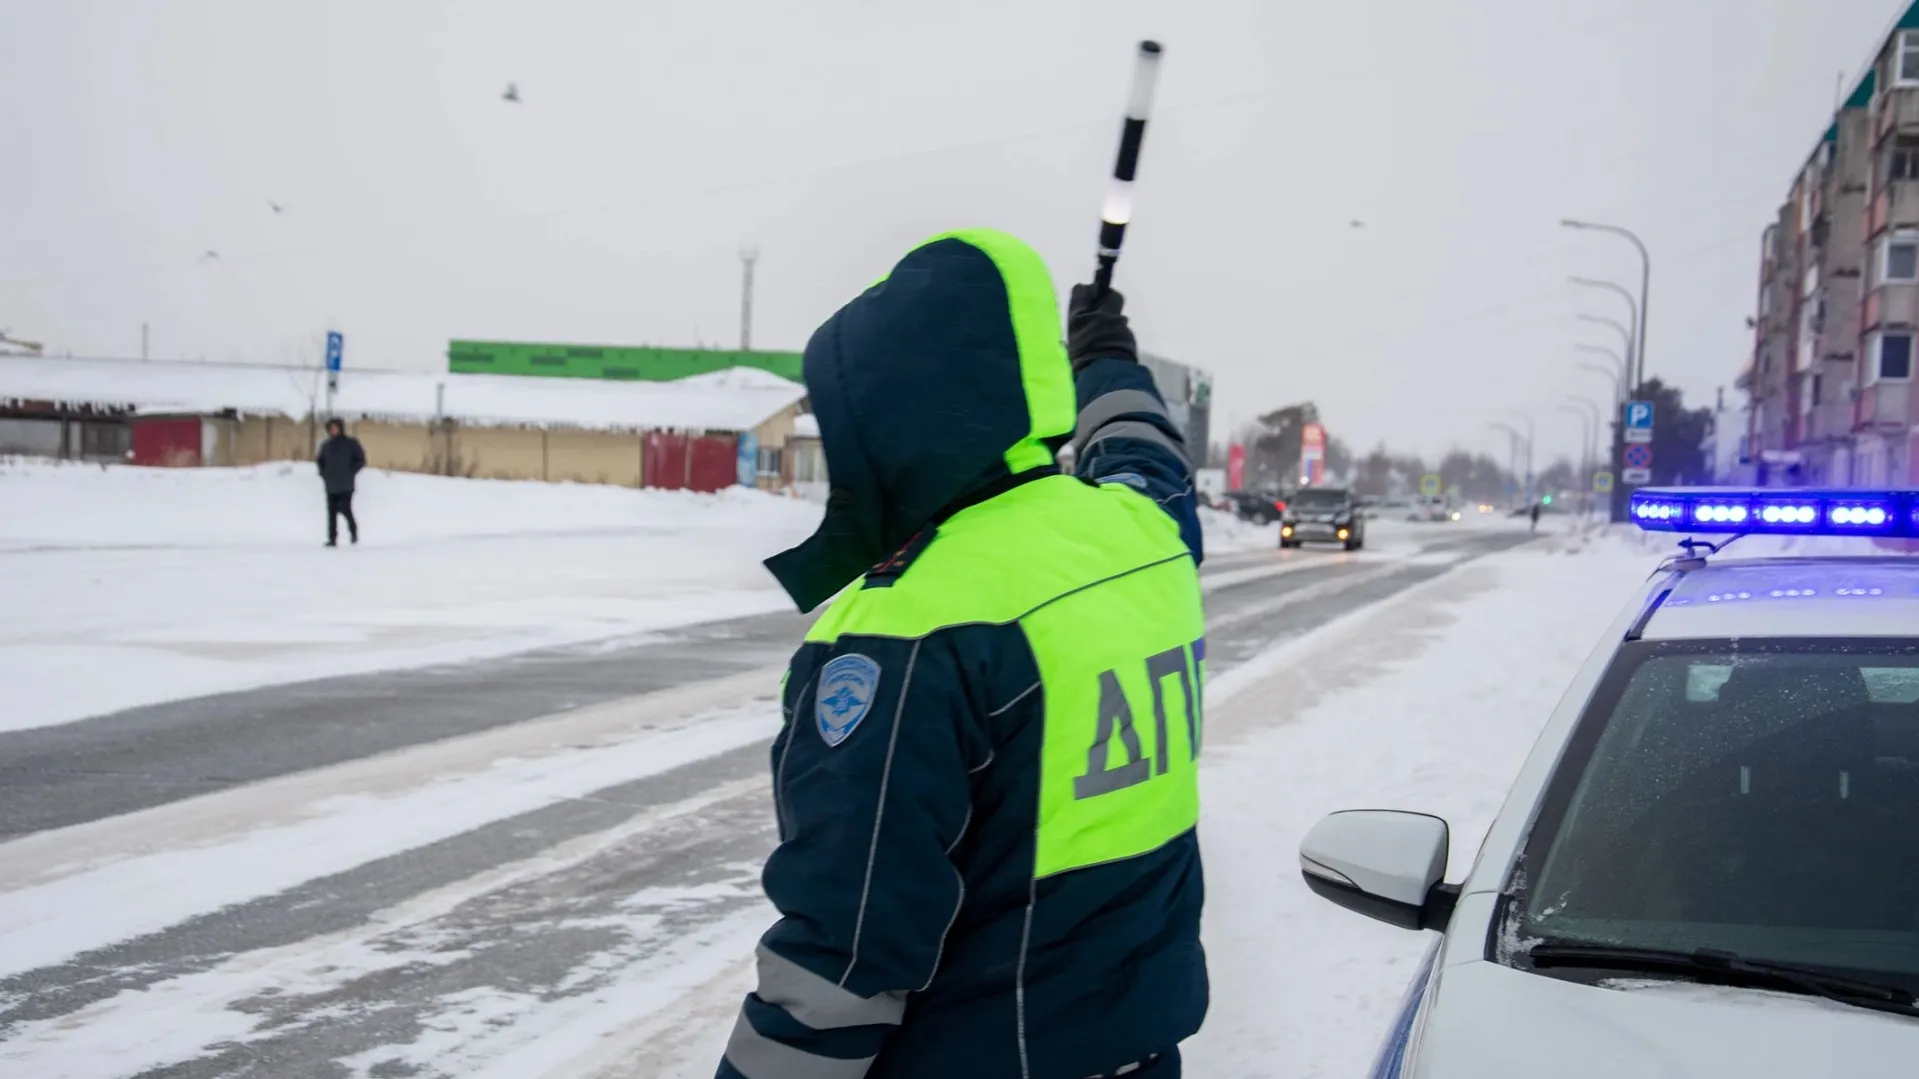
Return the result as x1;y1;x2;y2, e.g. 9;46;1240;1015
1639;556;1919;640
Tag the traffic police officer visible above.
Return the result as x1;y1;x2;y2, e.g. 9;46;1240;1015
718;230;1208;1079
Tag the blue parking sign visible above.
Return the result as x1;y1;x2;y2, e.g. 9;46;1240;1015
325;331;344;372
1624;400;1653;431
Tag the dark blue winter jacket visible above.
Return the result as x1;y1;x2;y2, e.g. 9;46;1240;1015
720;230;1206;1079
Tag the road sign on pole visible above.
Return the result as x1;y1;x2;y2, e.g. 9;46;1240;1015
1593;471;1614;494
1419;473;1441;497
324;331;344;409
1623;400;1653;444
1622;467;1652;485
1623;443;1653;471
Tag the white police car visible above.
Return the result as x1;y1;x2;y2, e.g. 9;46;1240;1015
1300;487;1919;1078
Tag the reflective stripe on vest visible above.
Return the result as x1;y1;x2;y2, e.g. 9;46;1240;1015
805;474;1205;878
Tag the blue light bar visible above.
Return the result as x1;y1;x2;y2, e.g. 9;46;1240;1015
1629;487;1919;537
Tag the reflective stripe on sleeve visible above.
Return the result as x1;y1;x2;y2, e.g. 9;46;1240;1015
1073;389;1170;449
723;1011;877;1079
1082;419;1192;470
755;943;907;1029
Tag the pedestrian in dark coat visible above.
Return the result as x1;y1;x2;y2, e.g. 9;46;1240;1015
316;419;365;546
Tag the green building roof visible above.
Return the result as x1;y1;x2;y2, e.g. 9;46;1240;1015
448;340;802;383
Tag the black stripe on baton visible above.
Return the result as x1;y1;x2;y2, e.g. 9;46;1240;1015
1093;41;1162;299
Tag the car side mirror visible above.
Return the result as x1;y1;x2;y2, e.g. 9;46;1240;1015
1299;810;1459;931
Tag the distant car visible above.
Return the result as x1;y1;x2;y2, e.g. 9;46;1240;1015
1300;484;1919;1079
1281;487;1365;550
1218;489;1288;525
1410;495;1455;522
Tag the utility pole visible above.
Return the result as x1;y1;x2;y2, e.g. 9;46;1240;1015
739;246;759;351
141;323;149;360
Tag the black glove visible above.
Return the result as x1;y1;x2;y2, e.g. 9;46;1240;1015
1067;283;1138;372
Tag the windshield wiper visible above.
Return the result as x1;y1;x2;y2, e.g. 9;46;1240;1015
1528;941;1919;1019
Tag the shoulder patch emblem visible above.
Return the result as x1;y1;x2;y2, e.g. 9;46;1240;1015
817;653;882;747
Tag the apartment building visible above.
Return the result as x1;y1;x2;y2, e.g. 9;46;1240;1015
1746;1;1919;486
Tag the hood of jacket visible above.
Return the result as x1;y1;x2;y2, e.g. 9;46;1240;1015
764;230;1076;612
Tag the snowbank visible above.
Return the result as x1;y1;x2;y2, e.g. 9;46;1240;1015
1199;507;1277;551
1186;534;1659;1077
0;461;821;730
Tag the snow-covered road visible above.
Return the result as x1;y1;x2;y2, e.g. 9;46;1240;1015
0;462;1662;1078
0;515;1658;1079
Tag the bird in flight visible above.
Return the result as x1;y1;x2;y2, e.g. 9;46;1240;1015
269;202;285;214
503;82;521;103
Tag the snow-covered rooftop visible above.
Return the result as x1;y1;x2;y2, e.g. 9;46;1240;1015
0;356;806;432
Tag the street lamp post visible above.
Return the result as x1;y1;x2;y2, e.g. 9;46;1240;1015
1572;317;1640;520
1576;361;1622;405
1574;362;1623;516
1569;277;1639;380
1488;422;1520;499
1575;344;1628;402
1495;410;1536;503
1561;219;1651;390
1576;314;1635;381
1563;395;1604;514
1563;397;1602;459
1555;404;1593;517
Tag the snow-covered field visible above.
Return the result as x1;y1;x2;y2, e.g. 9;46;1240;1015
0;462;1294;732
0;460;825;731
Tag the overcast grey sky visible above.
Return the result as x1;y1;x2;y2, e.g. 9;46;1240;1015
0;0;1902;465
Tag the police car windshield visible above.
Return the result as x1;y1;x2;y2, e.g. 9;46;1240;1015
1291;490;1347;508
1511;638;1919;996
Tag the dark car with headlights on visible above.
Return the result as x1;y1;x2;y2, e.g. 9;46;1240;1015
1281;487;1365;550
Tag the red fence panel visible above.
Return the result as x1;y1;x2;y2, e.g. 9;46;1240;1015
130;417;202;467
687;435;739;492
644;432;688;489
643;432;738;491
